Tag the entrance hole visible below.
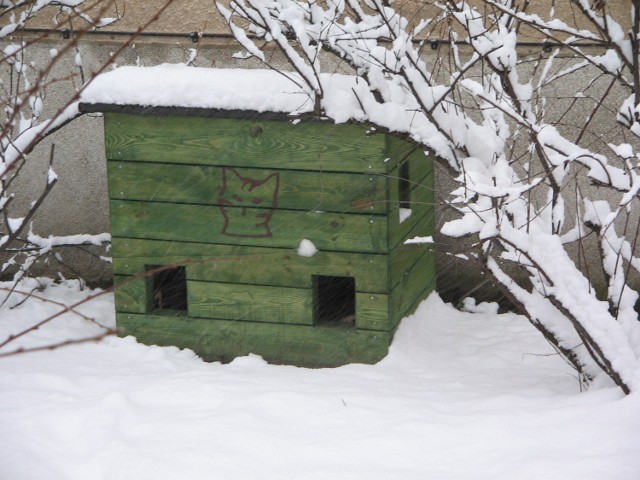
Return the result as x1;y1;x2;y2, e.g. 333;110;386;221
148;265;188;312
313;275;356;326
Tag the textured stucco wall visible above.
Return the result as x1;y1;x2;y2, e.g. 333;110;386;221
22;1;633;39
2;2;636;297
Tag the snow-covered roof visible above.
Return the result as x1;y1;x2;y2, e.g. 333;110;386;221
80;64;447;155
81;64;356;119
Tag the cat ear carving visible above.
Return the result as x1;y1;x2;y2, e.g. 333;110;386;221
218;167;280;238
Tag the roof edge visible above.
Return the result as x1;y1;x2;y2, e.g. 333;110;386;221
78;103;318;121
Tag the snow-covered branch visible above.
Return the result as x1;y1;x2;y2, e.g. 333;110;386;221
0;0;175;293
221;0;640;394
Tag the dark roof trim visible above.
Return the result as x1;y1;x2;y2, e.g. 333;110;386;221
20;27;609;50
79;103;323;122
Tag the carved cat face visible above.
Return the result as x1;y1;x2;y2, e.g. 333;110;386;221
218;167;280;238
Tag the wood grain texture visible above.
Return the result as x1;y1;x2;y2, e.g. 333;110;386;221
117;312;391;367
105;113;388;173
384;134;422;171
388;210;435;290
390;249;436;329
355;292;389;331
113;275;147;314
104;113;438;364
108;161;388;214
386;150;434;197
111;238;389;293
110;200;388;253
388;241;434;291
188;280;314;324
387;171;435;250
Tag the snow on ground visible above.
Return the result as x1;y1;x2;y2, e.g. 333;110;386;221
0;279;639;480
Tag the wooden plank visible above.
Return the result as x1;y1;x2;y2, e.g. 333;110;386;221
388;212;436;289
384;135;421;172
355;292;389;331
112;274;392;332
386;160;434;218
113;272;395;331
110;200;388;253
116;312;391;367
108;161;388;214
386;151;433;194
111;238;389;293
104;113;388;173
114;274;188;315
390;250;436;329
387;171;435;250
113;275;147;314
188;280;314;325
392;279;435;334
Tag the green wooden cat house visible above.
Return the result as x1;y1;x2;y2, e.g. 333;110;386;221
82;67;435;367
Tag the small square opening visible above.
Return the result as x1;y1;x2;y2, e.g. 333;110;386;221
147;265;188;312
313;275;356;326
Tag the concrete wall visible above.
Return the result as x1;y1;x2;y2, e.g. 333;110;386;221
23;1;633;37
2;2;637;299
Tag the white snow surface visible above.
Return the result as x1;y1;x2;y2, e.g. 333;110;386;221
404;235;434;245
1;279;639;480
81;65;319;114
297;238;318;257
80;64;398;127
398;207;412;223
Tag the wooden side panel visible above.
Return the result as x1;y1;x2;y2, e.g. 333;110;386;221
114;274;394;331
117;313;390;367
388;189;434;254
388;212;436;289
111;238;389;293
113;275;147;314
383;134;420;173
188;280;314;325
110;200;387;253
385;145;436;330
389;249;436;330
103;115;441;366
108;161;387;214
388;156;434;250
355;292;389;331
114;275;315;324
105;113;388;173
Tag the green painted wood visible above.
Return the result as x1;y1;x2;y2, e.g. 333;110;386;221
101;114;440;367
392;279;435;334
388;212;436;289
113;271;401;333
114;273;197;315
111;238;389;293
113;275;147;314
390;146;433;189
108;161;388;214
389;243;434;291
408;147;434;173
110;200;388;253
188;280;313;325
116;312;391;367
386;157;434;215
390;249;436;329
355;292;389;331
384;135;421;172
387;172;435;250
105;113;388;173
